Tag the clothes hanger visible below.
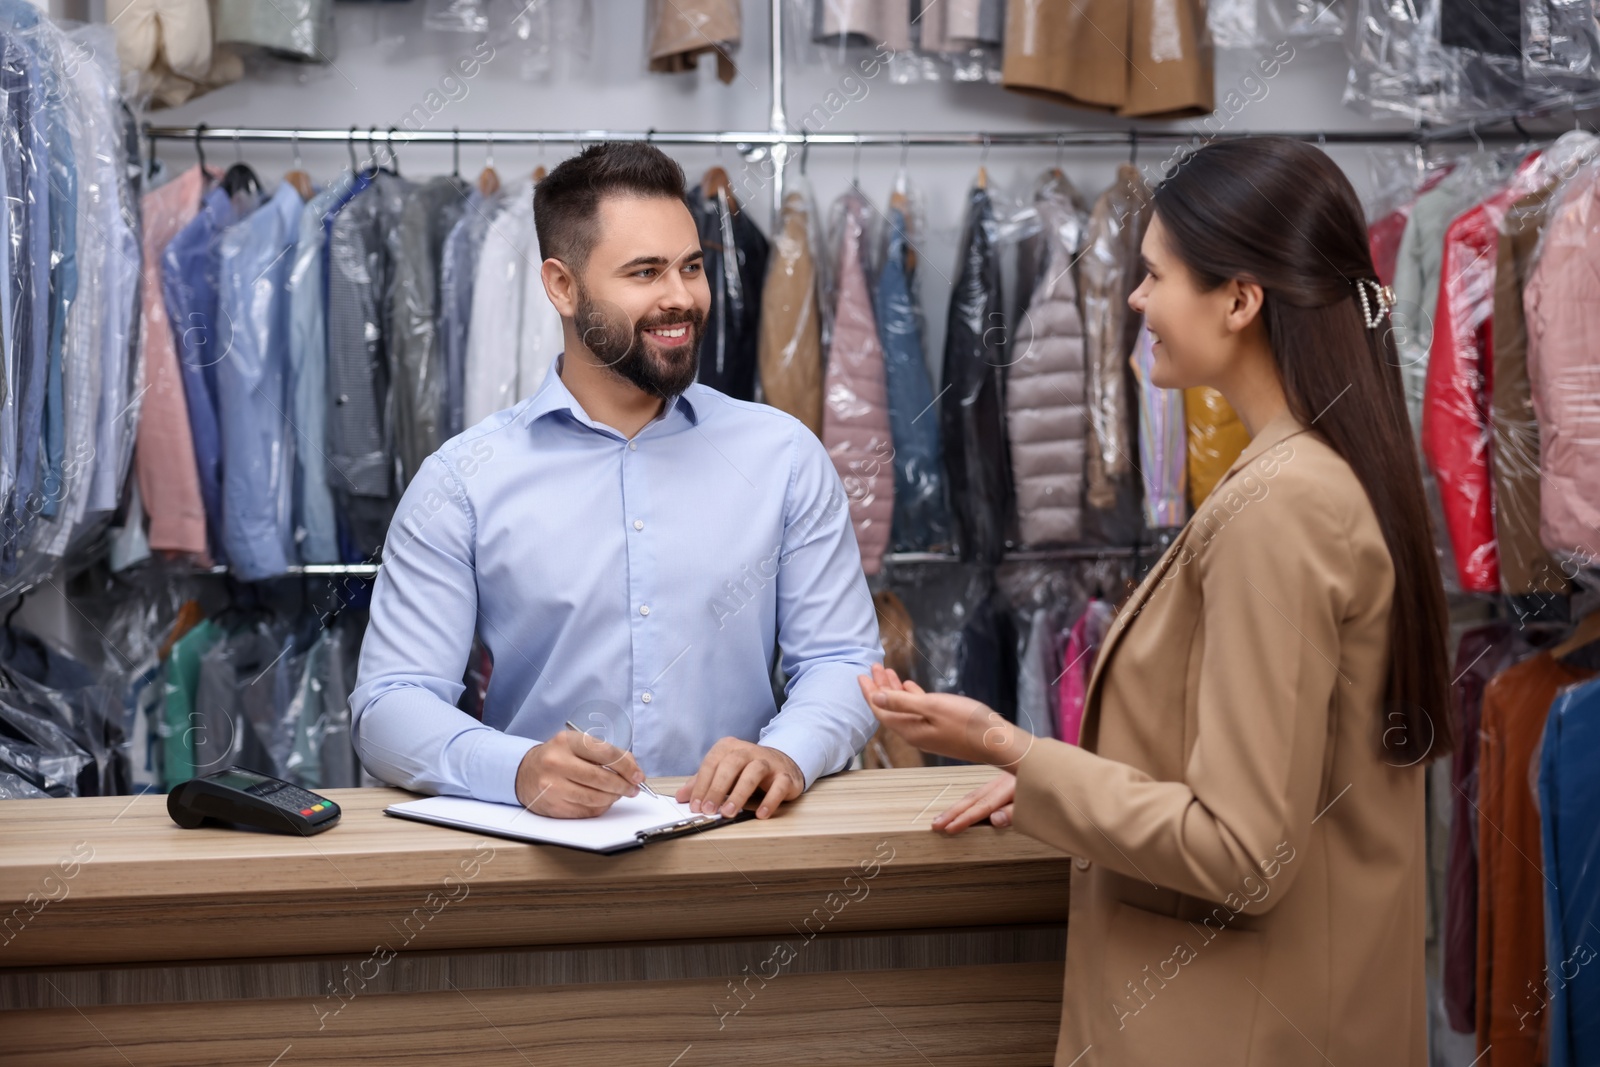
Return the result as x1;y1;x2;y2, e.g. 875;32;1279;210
533;132;547;182
890;133;909;212
283;130;314;201
1551;610;1600;661
1049;132;1067;184
703;134;736;211
451;126;461;180
975;133;989;190
220;130;260;199
387;126;402;177
477;131;501;196
348;125;360;176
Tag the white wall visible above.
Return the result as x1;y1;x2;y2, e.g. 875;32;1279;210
141;0;1423;364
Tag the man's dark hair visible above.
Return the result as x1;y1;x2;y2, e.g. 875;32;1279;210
533;141;689;272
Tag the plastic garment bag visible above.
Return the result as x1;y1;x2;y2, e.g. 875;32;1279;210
875;199;950;554
1490;132;1598;600
1184;386;1250;510
1525;155;1600;567
940;181;1012;565
1424;139;1597;594
487;0;592;81
1390;156;1501;435
1079;164;1150;545
822;189;894;576
758;186;825;437
216;182;303;581
387;175;471;488
463;180;533;428
1129;320;1186;529
278;617;362;789
327;170;411;559
72;25;142;522
1209;0;1345;47
691;183;769;403
439;186;501;439
1344;0;1600;123
1006;172;1091;548
215;0;335;62
286;171;356;565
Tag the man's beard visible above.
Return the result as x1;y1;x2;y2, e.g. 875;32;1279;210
574;282;705;398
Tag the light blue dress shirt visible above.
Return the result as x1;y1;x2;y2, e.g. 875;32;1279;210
286;171;354;565
350;355;884;806
217;181;303;580
163;184;257;567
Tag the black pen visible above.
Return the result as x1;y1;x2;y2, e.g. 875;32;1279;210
564;720;663;799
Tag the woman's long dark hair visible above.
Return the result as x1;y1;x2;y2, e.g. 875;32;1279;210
1151;136;1453;765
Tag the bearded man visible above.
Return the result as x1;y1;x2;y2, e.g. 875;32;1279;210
350;141;882;820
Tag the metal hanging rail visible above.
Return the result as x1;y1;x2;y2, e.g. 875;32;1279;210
141;124;1544;148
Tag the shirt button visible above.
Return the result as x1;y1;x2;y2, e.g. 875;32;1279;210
639;604;650;616
1074;856;1091;871
641;690;653;704
628;441;638;451
633;519;644;530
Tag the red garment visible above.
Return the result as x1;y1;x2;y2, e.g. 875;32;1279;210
1369;207;1410;287
1423;152;1544;593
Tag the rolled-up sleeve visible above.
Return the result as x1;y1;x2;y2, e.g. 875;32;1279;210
759;427;884;787
349;453;537;805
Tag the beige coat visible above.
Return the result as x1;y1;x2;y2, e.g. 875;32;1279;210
1012;408;1427;1066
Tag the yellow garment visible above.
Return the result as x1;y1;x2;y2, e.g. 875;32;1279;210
1184;387;1250;509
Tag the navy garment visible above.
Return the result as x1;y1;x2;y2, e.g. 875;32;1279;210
689;187;769;402
1538;675;1600;1067
875;206;949;553
0;26;48;572
162;184;258;567
0;0;69;525
939;184;1013;565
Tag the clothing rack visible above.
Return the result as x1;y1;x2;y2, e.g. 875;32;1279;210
133;0;1584;581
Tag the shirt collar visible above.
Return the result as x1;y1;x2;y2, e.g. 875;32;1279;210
522;352;701;435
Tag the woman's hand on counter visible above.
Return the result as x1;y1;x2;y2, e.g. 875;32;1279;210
932;773;1017;834
857;665;1036;770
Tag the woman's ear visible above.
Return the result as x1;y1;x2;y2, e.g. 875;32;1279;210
1224;278;1266;335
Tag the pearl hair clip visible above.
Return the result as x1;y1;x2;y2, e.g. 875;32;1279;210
1354;278;1396;329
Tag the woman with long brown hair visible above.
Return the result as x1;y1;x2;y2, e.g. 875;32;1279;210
860;136;1451;1066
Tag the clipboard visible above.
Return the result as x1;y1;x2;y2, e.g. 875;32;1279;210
384;791;755;854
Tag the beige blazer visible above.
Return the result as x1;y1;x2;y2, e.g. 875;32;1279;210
1012;408;1427;1066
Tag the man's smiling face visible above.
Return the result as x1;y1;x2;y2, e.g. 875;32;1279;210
568;194;712;398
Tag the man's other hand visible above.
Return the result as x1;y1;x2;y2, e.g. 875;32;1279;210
676;738;803;820
514;730;646;818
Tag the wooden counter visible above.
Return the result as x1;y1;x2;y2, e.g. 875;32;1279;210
0;766;1070;1065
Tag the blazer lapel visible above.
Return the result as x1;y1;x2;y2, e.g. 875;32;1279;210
1075;407;1313;750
